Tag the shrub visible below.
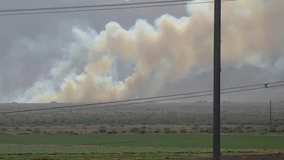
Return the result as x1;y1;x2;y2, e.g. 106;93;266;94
25;128;32;132
99;128;106;133
154;129;161;133
107;130;118;134
192;126;199;130
207;127;213;133
130;127;140;133
163;128;172;134
245;126;252;130
270;128;277;132
32;128;41;134
180;128;187;133
140;130;147;134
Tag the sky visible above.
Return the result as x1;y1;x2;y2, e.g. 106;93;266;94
0;0;283;103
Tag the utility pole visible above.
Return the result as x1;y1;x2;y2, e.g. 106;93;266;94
213;0;221;160
270;100;272;132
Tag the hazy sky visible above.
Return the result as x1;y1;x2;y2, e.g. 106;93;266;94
0;0;283;103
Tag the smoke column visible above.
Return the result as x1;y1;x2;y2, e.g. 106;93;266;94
10;0;284;103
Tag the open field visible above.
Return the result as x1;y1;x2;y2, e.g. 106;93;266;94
1;102;284;159
0;134;283;159
1;102;284;135
1;134;284;149
0;147;283;160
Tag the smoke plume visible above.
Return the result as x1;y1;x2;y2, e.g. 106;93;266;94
7;0;284;103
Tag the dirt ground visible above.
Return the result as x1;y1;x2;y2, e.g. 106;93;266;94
190;155;284;160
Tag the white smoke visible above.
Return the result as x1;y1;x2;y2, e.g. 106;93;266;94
4;0;284;103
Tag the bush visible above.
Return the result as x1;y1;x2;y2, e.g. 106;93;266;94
107;130;118;134
100;126;107;129
163;128;172;134
154;129;161;133
270;128;277;132
130;127;140;133
140;130;147;134
180;128;187;133
245;126;252;130
207;127;213;133
25;128;32;132
99;128;106;133
32;128;41;134
192;126;199;130
56;131;70;135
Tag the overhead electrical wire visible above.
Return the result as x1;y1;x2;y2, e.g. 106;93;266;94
0;0;190;12
1;80;283;115
0;0;239;16
0;3;186;16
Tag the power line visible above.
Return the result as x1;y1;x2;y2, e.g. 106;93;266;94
0;0;239;17
0;0;189;12
1;81;283;115
0;3;185;16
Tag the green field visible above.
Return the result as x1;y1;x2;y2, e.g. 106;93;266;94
0;134;283;159
1;134;284;149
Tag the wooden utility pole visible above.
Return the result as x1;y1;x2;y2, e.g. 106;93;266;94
213;0;221;160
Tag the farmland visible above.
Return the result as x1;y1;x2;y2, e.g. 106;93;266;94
0;102;284;159
0;134;284;160
1;134;284;149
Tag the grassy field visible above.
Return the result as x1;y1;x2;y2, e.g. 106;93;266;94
0;134;283;159
1;102;284;159
1;133;284;149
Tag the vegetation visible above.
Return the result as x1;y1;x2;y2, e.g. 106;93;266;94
0;144;282;160
0;102;284;135
0;102;284;159
1;134;284;149
0;134;283;159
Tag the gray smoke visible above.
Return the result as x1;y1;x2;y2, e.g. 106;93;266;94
1;0;284;103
